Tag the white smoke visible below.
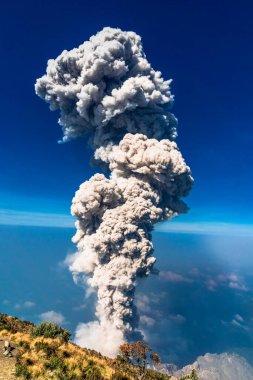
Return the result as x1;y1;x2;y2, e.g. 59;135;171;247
75;320;124;357
35;27;193;356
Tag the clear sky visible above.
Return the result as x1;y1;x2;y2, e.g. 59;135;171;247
1;0;253;226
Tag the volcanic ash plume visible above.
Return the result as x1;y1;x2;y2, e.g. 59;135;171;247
35;27;193;356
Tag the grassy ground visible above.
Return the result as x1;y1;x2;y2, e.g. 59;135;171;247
0;314;197;380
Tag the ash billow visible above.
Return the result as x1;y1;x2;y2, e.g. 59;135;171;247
35;27;193;356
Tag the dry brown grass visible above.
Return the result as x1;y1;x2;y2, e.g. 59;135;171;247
0;327;126;379
0;314;186;380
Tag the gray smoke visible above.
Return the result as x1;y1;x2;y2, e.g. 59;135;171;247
35;27;193;356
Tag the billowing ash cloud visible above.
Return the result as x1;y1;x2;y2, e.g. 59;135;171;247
35;27;193;356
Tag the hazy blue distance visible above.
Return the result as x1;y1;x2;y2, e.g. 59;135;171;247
1;225;253;367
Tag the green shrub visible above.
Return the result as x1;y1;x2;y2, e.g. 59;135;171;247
31;322;71;341
180;369;199;380
83;365;103;380
87;359;96;366
0;313;33;334
56;375;73;380
24;358;34;366
45;355;66;371
34;341;57;357
61;349;71;358
18;340;30;350
110;372;130;380
15;363;32;379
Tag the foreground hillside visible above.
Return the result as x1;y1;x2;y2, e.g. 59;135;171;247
0;314;197;380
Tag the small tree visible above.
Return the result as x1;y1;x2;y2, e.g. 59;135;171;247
180;369;199;380
31;322;71;342
190;369;199;380
119;341;161;380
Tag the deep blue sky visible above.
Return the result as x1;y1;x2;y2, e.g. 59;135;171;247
1;0;253;224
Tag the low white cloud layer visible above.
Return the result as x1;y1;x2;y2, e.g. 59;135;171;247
135;294;151;313
159;271;192;283
222;313;249;332
0;209;74;228
1;208;252;239
140;315;156;327
205;273;248;293
156;222;253;236
14;301;36;309
39;311;66;324
168;314;186;324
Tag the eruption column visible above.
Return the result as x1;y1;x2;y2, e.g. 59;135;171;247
35;27;193;356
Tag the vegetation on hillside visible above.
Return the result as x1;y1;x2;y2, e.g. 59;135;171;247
117;341;161;379
31;322;71;342
0;314;198;380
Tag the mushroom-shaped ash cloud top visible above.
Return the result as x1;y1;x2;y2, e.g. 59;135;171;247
35;27;177;146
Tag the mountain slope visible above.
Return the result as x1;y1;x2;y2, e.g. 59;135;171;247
175;352;253;380
0;314;184;380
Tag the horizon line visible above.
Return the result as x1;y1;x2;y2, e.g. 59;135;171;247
0;209;252;236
